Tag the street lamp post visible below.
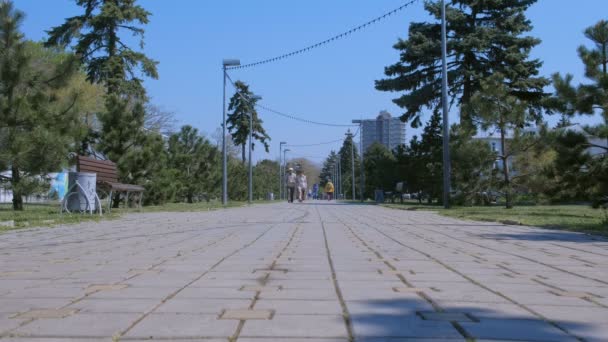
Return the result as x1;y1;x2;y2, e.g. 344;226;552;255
247;94;262;205
440;0;451;208
222;59;240;205
279;142;286;200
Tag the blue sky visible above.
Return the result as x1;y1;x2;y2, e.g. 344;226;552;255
17;0;607;163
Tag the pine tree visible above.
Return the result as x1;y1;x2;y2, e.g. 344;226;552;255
469;74;530;209
46;0;158;188
363;142;395;199
167;125;220;203
226;81;270;163
375;0;548;129
0;2;87;210
338;131;361;199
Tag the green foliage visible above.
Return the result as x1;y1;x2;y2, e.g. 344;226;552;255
45;0;159;96
319;151;338;187
253;159;279;200
376;0;548;128
337;132;360;199
227;81;270;163
167;125;220;203
450;126;497;205
546;19;608;208
0;2;87;210
363;142;395;198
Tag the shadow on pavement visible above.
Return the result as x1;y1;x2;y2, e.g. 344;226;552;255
349;298;594;341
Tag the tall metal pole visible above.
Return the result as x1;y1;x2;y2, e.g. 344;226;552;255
248;110;253;204
222;66;228;205
441;0;451;209
279;142;285;200
359;123;364;202
338;158;342;200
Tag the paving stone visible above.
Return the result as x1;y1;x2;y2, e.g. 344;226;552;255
12;312;139;337
254;299;343;315
350;314;462;339
220;309;274;320
418;311;476;322
124;313;239;338
459;319;579;341
240;314;348;338
12;308;78;319
2;202;607;340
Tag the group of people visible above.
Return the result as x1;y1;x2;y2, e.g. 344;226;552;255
285;166;335;203
285;167;307;203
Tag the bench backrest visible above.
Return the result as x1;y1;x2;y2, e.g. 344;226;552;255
76;155;118;184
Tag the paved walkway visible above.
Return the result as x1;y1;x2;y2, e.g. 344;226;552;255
0;202;607;341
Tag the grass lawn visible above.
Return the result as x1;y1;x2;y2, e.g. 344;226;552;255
382;202;608;236
0;200;263;233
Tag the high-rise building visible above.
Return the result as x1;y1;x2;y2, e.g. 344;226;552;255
357;111;406;153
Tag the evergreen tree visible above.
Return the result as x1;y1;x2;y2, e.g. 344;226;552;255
319;151;338;187
363;142;395;199
253;159;280;200
469;74;531;209
0;2;86;210
167;125;220;203
418;110;444;202
337;131;361;199
46;0;159;202
226;81;270;163
375;0;548;128
548;19;608;208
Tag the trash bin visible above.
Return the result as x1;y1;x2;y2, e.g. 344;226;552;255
374;190;384;203
66;172;97;212
267;192;274;201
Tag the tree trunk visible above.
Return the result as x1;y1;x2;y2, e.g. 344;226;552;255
500;126;512;209
187;193;193;203
11;165;23;211
241;143;246;163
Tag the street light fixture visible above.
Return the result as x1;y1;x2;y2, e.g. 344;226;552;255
246;94;262;205
222;59;240;205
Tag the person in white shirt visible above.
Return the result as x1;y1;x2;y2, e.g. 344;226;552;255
295;169;308;202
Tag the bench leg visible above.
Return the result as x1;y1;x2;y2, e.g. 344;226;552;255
138;192;143;211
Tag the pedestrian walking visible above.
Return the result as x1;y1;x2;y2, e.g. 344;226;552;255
286;167;296;203
325;178;334;201
312;183;319;200
296;168;307;202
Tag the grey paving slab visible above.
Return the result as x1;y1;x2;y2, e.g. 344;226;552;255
1;202;606;341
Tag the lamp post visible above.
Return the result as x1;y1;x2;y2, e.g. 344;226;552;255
440;0;451;209
222;59;240;205
279;141;286;200
346;130;355;200
246;94;262;205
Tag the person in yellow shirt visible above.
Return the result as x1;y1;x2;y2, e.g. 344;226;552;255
324;178;335;201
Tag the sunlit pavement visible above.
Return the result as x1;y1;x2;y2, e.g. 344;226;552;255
0;201;607;341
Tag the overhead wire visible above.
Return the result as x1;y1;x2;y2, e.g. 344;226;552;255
227;0;420;70
225;72;357;128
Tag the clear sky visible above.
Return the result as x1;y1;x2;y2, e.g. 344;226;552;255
16;0;608;164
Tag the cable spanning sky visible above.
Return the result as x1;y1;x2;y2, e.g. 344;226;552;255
17;0;607;163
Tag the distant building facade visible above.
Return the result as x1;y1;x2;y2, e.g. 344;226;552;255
359;111;406;153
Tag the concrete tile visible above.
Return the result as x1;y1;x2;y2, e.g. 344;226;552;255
240;314;348;338
124;313;239;338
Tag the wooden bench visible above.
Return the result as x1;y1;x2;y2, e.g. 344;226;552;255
77;155;145;211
